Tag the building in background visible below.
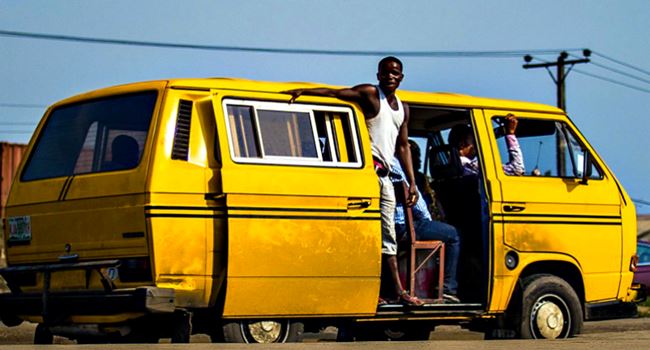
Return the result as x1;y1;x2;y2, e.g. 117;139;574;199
1;143;27;220
1;142;27;266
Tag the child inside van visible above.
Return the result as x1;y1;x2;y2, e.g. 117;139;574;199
448;114;525;176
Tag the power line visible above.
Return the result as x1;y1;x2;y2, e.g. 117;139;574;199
572;68;650;94
0;103;47;108
592;51;650;77
0;130;33;134
522;51;591;110
0;122;37;126
0;29;583;58
633;198;650;206
590;61;650;85
569;53;650;86
3;29;649;98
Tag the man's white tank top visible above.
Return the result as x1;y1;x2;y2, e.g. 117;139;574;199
366;86;404;171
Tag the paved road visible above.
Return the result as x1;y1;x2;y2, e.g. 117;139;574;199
2;317;650;349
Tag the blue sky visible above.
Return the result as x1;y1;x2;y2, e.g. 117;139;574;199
1;0;649;212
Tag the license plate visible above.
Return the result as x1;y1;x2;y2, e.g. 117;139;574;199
8;216;32;242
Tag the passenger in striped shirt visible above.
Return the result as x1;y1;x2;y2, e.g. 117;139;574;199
391;159;461;303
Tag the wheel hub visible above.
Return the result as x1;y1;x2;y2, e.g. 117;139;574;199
532;299;565;339
247;321;283;343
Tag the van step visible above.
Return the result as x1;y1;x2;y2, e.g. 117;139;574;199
372;303;484;318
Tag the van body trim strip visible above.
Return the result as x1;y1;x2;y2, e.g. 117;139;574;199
494;219;622;226
145;205;224;211
145;205;378;214
146;213;226;219
494;213;622;220
227;206;347;213
145;213;379;221
228;214;381;221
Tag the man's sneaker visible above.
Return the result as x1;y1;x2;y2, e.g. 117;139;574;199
443;293;460;303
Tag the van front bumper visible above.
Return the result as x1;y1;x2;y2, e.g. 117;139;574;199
0;260;175;326
584;284;646;321
627;283;647;303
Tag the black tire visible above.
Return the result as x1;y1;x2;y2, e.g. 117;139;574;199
518;274;583;339
0;314;23;327
34;324;54;344
483;327;516;340
170;311;192;343
209;326;225;343
383;325;431;341
222;320;304;343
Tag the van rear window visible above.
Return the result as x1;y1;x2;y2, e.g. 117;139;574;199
223;99;362;168
22;91;157;181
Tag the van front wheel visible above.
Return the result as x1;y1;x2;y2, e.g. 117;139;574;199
222;320;304;343
519;274;582;339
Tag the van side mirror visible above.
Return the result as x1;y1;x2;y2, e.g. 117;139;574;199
580;150;592;185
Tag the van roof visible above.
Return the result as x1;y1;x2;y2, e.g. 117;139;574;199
56;77;565;115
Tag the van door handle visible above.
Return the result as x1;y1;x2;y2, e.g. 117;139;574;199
58;253;79;262
504;205;526;212
205;192;225;201
348;198;372;209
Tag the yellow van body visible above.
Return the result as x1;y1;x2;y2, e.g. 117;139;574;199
0;78;642;343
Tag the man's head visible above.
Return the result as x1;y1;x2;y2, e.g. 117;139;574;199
377;56;404;93
448;124;476;158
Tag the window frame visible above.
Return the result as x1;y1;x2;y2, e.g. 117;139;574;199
222;98;363;168
490;115;604;180
20;90;157;182
639;242;650;266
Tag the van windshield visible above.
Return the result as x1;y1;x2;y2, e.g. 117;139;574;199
22;91;158;181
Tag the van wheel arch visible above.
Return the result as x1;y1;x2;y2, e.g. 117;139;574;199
512;261;585;307
492;261;585;339
516;274;583;338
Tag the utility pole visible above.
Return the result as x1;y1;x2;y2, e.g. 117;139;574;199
523;50;591;111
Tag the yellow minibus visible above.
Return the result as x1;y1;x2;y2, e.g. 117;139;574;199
0;78;644;343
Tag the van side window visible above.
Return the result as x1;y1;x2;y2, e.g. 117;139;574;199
257;109;318;158
227;105;260;158
492;117;602;179
223;99;362;167
21;91;157;181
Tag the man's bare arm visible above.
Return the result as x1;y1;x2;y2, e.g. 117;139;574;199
282;84;375;104
395;103;418;206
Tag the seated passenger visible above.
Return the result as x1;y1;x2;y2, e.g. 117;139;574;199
391;158;461;303
103;135;140;171
448;113;525;176
408;140;444;220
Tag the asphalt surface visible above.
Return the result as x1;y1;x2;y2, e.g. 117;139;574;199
2;317;650;348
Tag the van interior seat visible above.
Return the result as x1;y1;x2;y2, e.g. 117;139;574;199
428;144;484;303
428;144;463;181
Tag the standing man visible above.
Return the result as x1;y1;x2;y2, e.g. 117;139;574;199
283;57;422;306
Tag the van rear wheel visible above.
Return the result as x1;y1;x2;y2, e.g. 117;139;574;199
222;320;303;343
518;274;582;339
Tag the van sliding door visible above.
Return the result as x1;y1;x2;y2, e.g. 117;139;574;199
215;94;381;317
